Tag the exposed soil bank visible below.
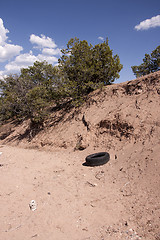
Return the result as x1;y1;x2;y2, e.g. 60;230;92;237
0;71;160;239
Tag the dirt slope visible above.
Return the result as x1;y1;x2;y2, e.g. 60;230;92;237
1;71;160;151
0;71;160;239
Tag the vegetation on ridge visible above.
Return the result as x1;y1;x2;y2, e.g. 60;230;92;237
131;45;160;77
0;38;123;125
1;41;160;127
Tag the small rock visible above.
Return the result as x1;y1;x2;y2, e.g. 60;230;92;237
124;221;128;226
31;234;38;238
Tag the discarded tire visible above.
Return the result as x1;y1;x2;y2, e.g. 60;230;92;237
84;152;110;166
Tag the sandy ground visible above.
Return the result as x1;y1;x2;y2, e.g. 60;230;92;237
0;142;160;240
0;72;160;239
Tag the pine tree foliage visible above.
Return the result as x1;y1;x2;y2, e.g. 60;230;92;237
131;45;160;77
0;61;62;123
0;38;123;124
58;38;123;103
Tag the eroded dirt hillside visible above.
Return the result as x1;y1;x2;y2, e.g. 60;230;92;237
1;71;160;152
0;71;160;239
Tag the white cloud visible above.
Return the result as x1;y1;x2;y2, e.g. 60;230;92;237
0;71;4;79
0;19;61;77
0;18;9;45
4;53;38;73
30;34;57;48
37;54;58;63
0;18;23;62
3;52;59;75
42;47;61;56
0;44;23;62
98;36;104;41
135;15;160;31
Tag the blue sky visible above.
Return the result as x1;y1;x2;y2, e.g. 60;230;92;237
0;0;160;83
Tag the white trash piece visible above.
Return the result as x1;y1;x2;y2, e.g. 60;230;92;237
0;152;2;155
29;200;37;211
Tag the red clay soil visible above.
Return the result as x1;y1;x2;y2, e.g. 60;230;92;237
0;71;160;239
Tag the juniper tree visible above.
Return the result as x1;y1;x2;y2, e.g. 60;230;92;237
58;37;123;104
131;45;160;77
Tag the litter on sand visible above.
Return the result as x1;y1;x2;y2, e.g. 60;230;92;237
29;200;37;211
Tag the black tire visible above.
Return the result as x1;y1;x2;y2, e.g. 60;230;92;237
84;152;110;166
